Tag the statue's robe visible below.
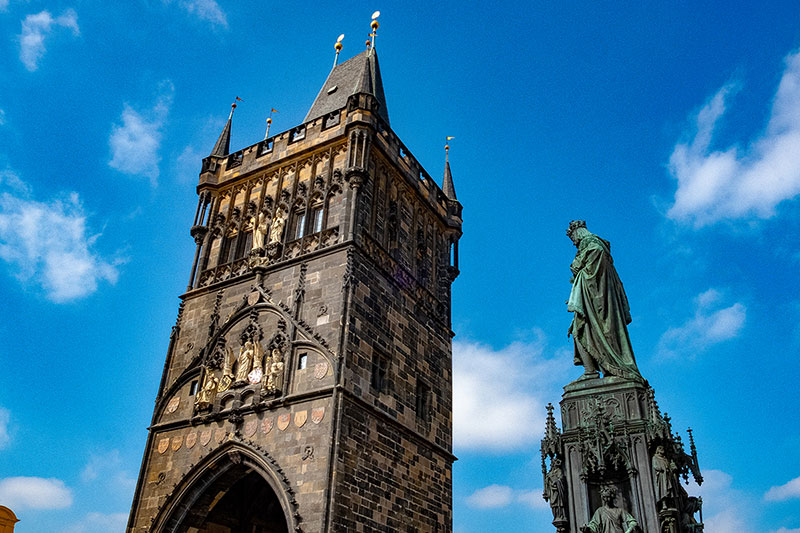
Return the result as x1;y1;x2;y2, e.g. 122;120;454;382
585;505;638;533
568;234;641;380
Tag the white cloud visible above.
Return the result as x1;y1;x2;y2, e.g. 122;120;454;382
466;485;549;511
62;512;128;533
109;82;173;184
179;0;228;28
80;450;136;495
0;407;10;449
0;477;73;510
773;529;800;533
685;469;757;532
18;9;80;72
0;108;6;125
453;334;571;452
0;181;119;302
658;289;745;358
668;49;800;227
765;475;800;502
0;0;9;12
466;485;513;509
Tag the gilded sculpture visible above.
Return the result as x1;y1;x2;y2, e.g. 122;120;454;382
566;221;642;381
234;341;255;383
195;371;218;410
265;348;285;394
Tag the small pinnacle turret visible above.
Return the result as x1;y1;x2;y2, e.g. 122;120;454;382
442;143;457;200
210;102;236;157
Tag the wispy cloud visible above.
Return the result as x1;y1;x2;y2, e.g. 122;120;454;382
180;0;227;28
0;176;119;302
109;82;174;184
0;477;73;510
18;9;80;72
80;449;136;495
658;289;745;358
0;407;10;450
765;475;800;502
465;484;548;511
0;108;6;126
0;0;9;12
668;49;800;227
686;469;757;532
453;333;571;452
62;512;128;533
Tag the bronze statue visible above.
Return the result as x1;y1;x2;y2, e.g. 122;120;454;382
652;446;677;510
544;457;567;521
580;486;638;533
566;221;642;381
195;370;218;410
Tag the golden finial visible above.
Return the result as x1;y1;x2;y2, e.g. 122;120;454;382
445;136;454;155
264;108;278;140
370;11;380;48
333;34;344;67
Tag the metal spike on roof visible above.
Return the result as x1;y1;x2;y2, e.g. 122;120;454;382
210;103;236;157
442;143;457;200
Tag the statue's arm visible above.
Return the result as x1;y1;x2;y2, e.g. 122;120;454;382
623;512;638;533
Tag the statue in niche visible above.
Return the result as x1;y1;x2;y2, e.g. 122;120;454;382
544;457;567;521
252;211;269;251
566;220;642;381
235;341;255;383
580;486;638;533
652;446;677;510
218;347;235;392
269;209;286;244
248;341;264;384
195;371;218;410
265;348;285;394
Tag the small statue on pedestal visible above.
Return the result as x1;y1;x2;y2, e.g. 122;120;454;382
580;486;638;533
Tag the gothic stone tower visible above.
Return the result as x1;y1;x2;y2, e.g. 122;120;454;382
127;43;462;533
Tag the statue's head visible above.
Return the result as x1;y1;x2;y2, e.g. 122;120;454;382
566;220;589;246
600;486;617;506
656;445;665;456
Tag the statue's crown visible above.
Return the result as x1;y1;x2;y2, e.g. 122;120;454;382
600;486;617;499
566;220;586;238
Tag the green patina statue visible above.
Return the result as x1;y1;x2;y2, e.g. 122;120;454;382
566;221;642;382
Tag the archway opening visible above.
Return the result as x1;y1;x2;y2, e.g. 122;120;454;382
177;464;289;533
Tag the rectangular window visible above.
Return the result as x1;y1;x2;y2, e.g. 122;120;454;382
235;231;252;259
371;354;389;393
311;206;324;233
297;353;308;370
293;212;306;240
219;236;233;264
190;380;199;396
416;381;431;421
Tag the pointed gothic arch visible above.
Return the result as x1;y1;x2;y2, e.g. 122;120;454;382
152;441;298;533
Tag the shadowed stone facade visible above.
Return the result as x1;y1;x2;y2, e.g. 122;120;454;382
127;46;462;532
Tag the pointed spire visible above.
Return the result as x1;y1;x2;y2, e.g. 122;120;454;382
210;100;238;157
442;139;457;200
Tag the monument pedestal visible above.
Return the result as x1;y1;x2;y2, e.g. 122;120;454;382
541;377;703;533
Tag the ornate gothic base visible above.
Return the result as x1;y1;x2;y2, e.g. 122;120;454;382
541;376;703;533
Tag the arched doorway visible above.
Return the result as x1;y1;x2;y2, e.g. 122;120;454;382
157;446;293;533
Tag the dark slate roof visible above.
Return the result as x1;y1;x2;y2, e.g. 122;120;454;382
442;159;457;200
210;110;233;157
304;48;390;125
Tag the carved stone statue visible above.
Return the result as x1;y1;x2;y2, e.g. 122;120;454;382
235;341;255;382
566;221;642;381
195;370;218;410
269;209;285;244
248;341;264;384
580;486;638;533
218;347;235;392
252;212;269;250
652;446;677;510
265;348;285;394
544;457;567;521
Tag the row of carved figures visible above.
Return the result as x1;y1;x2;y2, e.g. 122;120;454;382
195;341;285;410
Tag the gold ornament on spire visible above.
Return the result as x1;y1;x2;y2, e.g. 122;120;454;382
370;10;380;48
334;33;344;66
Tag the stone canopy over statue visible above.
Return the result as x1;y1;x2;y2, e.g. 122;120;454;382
566;220;642;381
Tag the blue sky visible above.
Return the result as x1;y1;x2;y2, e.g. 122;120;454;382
1;1;799;532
